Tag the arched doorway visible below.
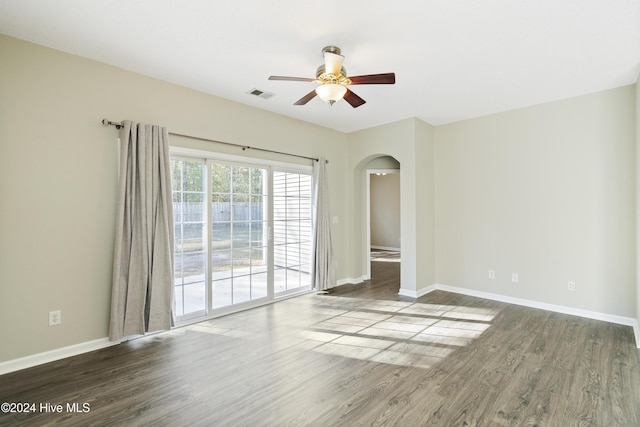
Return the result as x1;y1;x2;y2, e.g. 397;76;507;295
364;156;401;286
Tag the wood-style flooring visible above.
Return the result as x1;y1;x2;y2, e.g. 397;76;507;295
1;260;639;426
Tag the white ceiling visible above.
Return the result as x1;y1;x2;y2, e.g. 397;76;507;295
1;0;639;133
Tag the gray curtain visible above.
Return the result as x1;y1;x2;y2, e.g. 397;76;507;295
311;157;336;292
109;121;175;341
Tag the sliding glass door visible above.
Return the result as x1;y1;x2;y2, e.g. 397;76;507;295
273;171;312;296
210;163;269;308
172;158;207;319
171;154;312;322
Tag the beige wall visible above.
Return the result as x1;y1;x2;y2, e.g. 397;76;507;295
435;86;636;317
349;119;415;288
414;119;436;288
347;118;437;294
0;35;349;362
636;75;640;330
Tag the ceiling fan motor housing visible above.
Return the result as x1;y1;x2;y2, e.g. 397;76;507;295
316;45;351;84
321;45;341;56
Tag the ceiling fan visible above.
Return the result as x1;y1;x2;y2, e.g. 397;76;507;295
268;46;395;108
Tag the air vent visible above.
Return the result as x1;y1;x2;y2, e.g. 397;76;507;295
247;88;275;100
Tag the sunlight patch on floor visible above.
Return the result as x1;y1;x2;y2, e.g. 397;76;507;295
305;294;500;370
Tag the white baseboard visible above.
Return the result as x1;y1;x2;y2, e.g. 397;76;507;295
0;338;119;376
633;319;640;349
398;284;436;299
402;283;640;348
371;246;401;252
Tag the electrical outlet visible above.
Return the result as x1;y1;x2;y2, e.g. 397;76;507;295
512;273;519;283
568;281;576;291
488;270;495;279
49;310;62;326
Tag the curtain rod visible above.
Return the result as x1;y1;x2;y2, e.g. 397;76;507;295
101;119;325;163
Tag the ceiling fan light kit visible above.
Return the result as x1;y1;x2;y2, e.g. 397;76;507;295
268;46;395;108
316;83;347;105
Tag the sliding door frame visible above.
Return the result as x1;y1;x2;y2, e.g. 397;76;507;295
170;146;313;324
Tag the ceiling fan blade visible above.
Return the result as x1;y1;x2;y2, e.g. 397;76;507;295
293;90;318;105
268;76;315;82
349;73;396;85
324;52;345;76
343;88;366;108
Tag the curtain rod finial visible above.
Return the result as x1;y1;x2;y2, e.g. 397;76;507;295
102;118;123;129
